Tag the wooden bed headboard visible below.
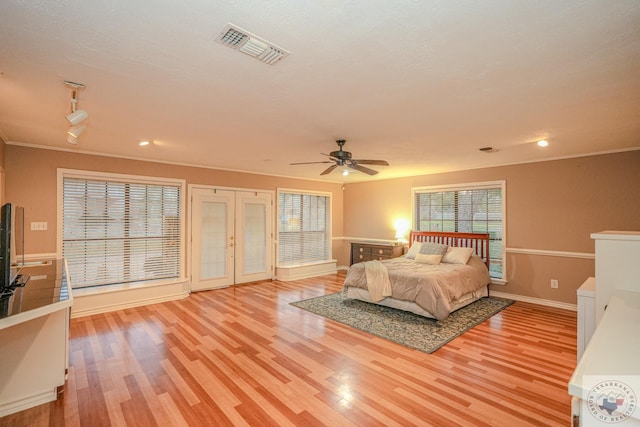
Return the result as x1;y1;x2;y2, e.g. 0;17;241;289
408;231;490;268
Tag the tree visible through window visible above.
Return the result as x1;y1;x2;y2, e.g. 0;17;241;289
61;173;183;289
413;182;504;279
278;190;331;266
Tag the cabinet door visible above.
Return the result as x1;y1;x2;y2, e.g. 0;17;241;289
351;244;368;264
372;247;393;259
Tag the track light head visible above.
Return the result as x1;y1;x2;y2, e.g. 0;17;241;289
67;134;78;144
66;109;88;125
67;124;86;138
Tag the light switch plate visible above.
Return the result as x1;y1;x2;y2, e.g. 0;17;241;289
30;222;48;231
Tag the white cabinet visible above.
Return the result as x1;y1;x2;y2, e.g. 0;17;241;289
570;231;640;425
569;290;640;425
591;231;640;324
576;277;595;361
0;260;72;417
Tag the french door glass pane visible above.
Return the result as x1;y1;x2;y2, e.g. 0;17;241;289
243;203;266;274
200;201;227;279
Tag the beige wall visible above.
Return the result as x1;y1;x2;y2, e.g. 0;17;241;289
5;145;345;262
343;150;640;304
7;144;640;305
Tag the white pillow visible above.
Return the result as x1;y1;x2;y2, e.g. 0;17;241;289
404;241;423;259
415;253;442;265
441;247;474;264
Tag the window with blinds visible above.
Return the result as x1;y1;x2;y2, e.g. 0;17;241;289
413;181;505;279
62;173;183;289
278;190;331;266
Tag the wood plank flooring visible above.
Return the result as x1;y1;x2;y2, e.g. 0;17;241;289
0;272;577;426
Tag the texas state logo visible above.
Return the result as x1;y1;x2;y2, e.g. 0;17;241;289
587;380;637;423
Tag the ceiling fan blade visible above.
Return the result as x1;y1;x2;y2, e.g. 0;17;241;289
352;159;389;166
290;161;333;165
320;164;338;175
349;164;378;175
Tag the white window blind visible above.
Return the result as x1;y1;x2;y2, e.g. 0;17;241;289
278;190;330;266
62;175;182;289
413;182;504;279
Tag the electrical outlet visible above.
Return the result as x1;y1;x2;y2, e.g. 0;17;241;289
550;279;559;289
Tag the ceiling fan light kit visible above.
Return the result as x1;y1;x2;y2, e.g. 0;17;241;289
290;139;389;176
64;80;88;143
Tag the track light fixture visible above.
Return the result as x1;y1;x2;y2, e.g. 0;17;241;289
64;80;88;143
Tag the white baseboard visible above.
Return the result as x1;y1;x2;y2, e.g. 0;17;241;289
490;290;577;311
0;388;57;418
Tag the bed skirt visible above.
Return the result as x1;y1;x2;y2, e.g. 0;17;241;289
344;285;489;319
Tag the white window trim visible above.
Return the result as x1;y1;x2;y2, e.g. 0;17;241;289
56;168;187;286
411;180;506;283
276;187;333;267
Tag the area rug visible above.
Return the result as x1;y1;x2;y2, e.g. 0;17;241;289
290;293;514;353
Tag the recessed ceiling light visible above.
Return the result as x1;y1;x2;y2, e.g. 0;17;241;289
138;139;152;146
537;140;549;147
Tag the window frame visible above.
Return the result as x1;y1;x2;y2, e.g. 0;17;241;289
57;168;186;289
412;180;506;282
276;188;332;267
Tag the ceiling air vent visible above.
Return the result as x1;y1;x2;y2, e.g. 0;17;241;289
216;23;290;65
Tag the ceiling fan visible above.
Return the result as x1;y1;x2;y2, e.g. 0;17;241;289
290;139;389;175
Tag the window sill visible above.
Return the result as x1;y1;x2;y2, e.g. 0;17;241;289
276;260;337;281
71;277;190;318
277;259;337;269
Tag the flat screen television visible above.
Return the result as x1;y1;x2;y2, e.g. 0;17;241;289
0;203;25;295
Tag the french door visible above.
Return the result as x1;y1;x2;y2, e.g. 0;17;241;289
190;187;272;291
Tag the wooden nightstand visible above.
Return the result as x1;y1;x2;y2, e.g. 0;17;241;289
350;242;405;265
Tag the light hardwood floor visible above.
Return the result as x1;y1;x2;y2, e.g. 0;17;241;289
1;272;577;426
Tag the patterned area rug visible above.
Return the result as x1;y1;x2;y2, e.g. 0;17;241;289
290;293;514;353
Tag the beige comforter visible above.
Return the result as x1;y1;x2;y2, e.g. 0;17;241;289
343;255;491;320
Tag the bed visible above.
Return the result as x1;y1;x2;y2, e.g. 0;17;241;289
342;231;492;320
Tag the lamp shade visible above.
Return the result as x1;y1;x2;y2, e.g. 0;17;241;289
67;124;86;138
394;218;410;242
66;109;88;125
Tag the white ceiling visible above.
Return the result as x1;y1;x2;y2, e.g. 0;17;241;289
1;0;639;183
